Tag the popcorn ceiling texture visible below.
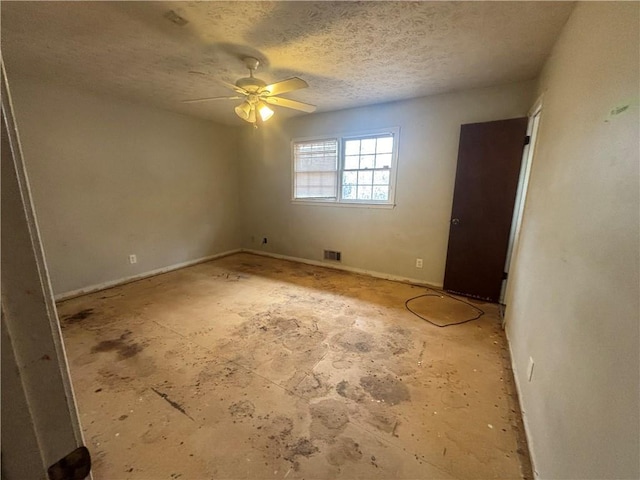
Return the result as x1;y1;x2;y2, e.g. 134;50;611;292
2;1;573;125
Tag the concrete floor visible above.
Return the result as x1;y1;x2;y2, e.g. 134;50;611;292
57;253;532;479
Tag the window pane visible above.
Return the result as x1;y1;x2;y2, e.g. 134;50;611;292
344;139;361;156
294;139;338;184
357;170;373;185
359;155;375;169
373;170;390;185
344;155;359;170
357;185;372;200
373;186;389;201
342;185;356;199
375;153;392;168
361;138;376;154
295;171;336;198
343;171;357;185
296;171;336;187
300;186;336;198
296;155;336;172
376;136;393;153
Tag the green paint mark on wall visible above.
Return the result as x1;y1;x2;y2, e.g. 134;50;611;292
610;105;629;116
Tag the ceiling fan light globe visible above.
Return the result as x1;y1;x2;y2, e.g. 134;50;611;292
248;105;257;124
234;102;251;121
258;102;274;122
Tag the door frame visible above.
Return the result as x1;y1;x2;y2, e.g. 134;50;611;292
500;96;544;307
1;61;89;478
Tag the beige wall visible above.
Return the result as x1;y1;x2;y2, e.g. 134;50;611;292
239;81;535;285
505;3;639;478
9;77;241;296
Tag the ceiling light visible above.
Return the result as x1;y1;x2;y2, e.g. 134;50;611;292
247;105;257;124
235;100;273;125
234;102;252;122
257;101;274;122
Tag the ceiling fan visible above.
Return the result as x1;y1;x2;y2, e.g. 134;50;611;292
182;57;316;125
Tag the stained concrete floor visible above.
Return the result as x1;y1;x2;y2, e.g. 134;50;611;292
57;253;532;480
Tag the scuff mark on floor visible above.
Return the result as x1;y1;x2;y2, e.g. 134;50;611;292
90;331;143;360
151;387;194;421
63;308;94;323
360;374;411;405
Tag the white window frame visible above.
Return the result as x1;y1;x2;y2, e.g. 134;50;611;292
291;127;400;208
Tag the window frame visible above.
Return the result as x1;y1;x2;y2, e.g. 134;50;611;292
291;127;400;208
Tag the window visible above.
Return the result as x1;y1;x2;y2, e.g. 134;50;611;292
292;128;399;206
293;139;338;200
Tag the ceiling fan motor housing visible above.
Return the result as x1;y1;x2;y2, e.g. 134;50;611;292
235;76;267;93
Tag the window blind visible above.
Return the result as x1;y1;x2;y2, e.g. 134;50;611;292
293;139;338;199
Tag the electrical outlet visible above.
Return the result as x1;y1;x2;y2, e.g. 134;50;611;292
129;254;137;264
416;258;423;268
527;357;535;382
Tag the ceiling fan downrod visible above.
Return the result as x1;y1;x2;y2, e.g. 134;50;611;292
243;57;260;76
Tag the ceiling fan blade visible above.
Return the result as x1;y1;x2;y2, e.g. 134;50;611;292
221;81;249;95
262;77;308;96
264;96;317;113
181;96;242;104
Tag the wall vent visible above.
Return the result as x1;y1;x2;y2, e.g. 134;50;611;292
323;250;341;262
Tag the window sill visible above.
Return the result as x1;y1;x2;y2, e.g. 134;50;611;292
291;200;396;209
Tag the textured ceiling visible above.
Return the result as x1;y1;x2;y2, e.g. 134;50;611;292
2;1;574;126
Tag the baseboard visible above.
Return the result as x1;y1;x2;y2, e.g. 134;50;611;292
505;326;538;478
54;249;241;301
241;248;444;290
55;248;443;301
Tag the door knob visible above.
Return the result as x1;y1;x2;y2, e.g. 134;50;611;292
451;218;460;225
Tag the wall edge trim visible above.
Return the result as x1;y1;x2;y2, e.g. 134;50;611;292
242;248;444;289
505;325;539;479
54;249;242;301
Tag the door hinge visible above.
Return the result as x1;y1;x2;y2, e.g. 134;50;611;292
524;135;531;146
48;446;91;480
502;271;509;280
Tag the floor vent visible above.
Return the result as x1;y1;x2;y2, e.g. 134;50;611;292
323;250;341;261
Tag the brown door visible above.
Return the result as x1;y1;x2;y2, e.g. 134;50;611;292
443;117;528;302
